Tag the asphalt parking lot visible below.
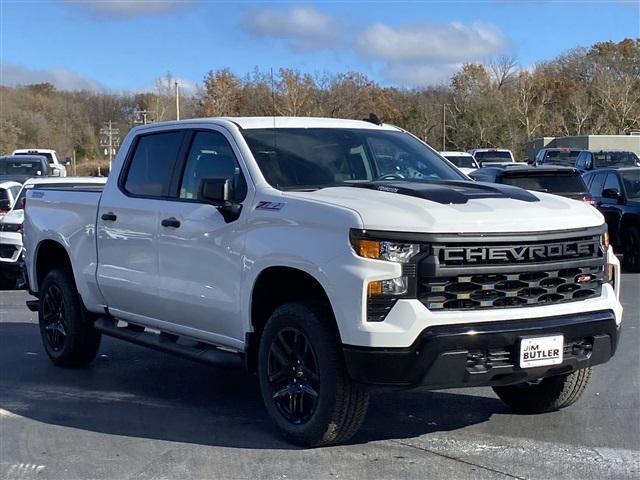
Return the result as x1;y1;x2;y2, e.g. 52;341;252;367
1;275;638;480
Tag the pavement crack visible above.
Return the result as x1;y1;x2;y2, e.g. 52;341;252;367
390;439;529;480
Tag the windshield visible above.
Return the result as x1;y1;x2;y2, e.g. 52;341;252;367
444;155;477;169
594;152;640;168
502;173;587;194
242;128;466;190
15;151;54;164
621;171;640;200
543;150;581;165
0;159;44;176
474;151;513;162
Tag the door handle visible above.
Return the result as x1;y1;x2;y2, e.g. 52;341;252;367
101;212;117;222
161;217;181;228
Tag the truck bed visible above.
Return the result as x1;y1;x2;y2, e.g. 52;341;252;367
23;188;105;308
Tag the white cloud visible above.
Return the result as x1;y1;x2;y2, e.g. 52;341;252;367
356;21;507;64
353;20;508;86
384;64;462;87
0;63;104;91
242;6;338;51
61;0;195;19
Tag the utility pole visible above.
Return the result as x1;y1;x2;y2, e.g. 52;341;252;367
442;103;447;151
99;121;120;173
175;81;180;120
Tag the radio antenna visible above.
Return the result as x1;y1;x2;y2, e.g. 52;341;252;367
270;67;277;149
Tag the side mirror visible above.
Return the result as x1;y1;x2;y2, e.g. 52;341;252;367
0;199;11;211
602;188;622;202
199;178;233;204
198;178;242;223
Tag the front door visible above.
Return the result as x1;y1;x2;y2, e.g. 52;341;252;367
156;129;250;347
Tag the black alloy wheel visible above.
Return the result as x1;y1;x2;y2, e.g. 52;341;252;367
267;327;320;425
42;283;68;352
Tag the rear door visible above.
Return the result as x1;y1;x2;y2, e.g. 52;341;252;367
96;129;187;321
155;128;250;345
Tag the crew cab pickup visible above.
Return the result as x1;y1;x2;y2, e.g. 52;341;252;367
23;117;623;446
13;149;68;177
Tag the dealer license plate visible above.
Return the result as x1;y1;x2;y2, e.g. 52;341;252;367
519;335;563;368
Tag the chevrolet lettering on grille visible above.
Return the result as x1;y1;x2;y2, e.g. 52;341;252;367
439;240;599;264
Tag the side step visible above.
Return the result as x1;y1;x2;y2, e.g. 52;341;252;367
26;300;39;312
94;318;243;369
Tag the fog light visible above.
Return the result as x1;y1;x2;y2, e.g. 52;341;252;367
368;276;409;297
604;263;614;285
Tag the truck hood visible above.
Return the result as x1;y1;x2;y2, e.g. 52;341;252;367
286;182;604;233
1;208;23;225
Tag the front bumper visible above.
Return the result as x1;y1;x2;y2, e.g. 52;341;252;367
343;309;618;388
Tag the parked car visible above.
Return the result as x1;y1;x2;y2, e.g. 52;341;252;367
0;177;107;288
468;148;516;167
575;150;640;172
583;167;640;272
469;165;594;203
0;155;50;183
0;181;21;220
440;151;479;175
533;148;583;167
23;117;621;446
12;148;68;177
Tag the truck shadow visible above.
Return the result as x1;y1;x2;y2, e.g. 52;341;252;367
0;322;506;450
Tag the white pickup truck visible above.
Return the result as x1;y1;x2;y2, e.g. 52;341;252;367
13;148;68;177
23;117;623;446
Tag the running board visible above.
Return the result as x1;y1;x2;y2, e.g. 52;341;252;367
26;300;39;312
94;318;243;368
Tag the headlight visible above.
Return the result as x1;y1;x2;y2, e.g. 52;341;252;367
351;235;422;297
601;231;610;251
352;238;420;263
0;222;22;233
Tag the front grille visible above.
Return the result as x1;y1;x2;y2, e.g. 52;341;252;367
0;244;17;259
420;265;603;310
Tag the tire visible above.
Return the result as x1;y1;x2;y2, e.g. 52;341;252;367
257;301;369;447
492;367;592;414
623;226;640;273
38;268;101;367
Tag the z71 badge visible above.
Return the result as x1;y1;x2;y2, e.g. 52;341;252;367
255;201;285;211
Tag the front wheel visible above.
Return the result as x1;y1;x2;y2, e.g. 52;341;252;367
492;368;592;414
257;302;369;446
38;268;101;367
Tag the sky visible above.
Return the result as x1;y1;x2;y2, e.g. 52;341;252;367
0;0;638;93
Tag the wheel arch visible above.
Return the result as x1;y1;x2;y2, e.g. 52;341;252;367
246;266;339;372
34;239;74;293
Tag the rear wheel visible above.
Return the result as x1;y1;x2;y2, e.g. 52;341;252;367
623;226;640;273
38;268;101;367
258;301;369;446
493;368;592;414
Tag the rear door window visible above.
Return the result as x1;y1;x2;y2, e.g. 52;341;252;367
123;131;184;197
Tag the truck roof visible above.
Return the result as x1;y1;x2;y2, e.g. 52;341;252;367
12;149;57;154
440;151;473;157
132;116;402;132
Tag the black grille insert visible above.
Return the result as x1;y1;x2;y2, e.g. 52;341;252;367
420;266;603;311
